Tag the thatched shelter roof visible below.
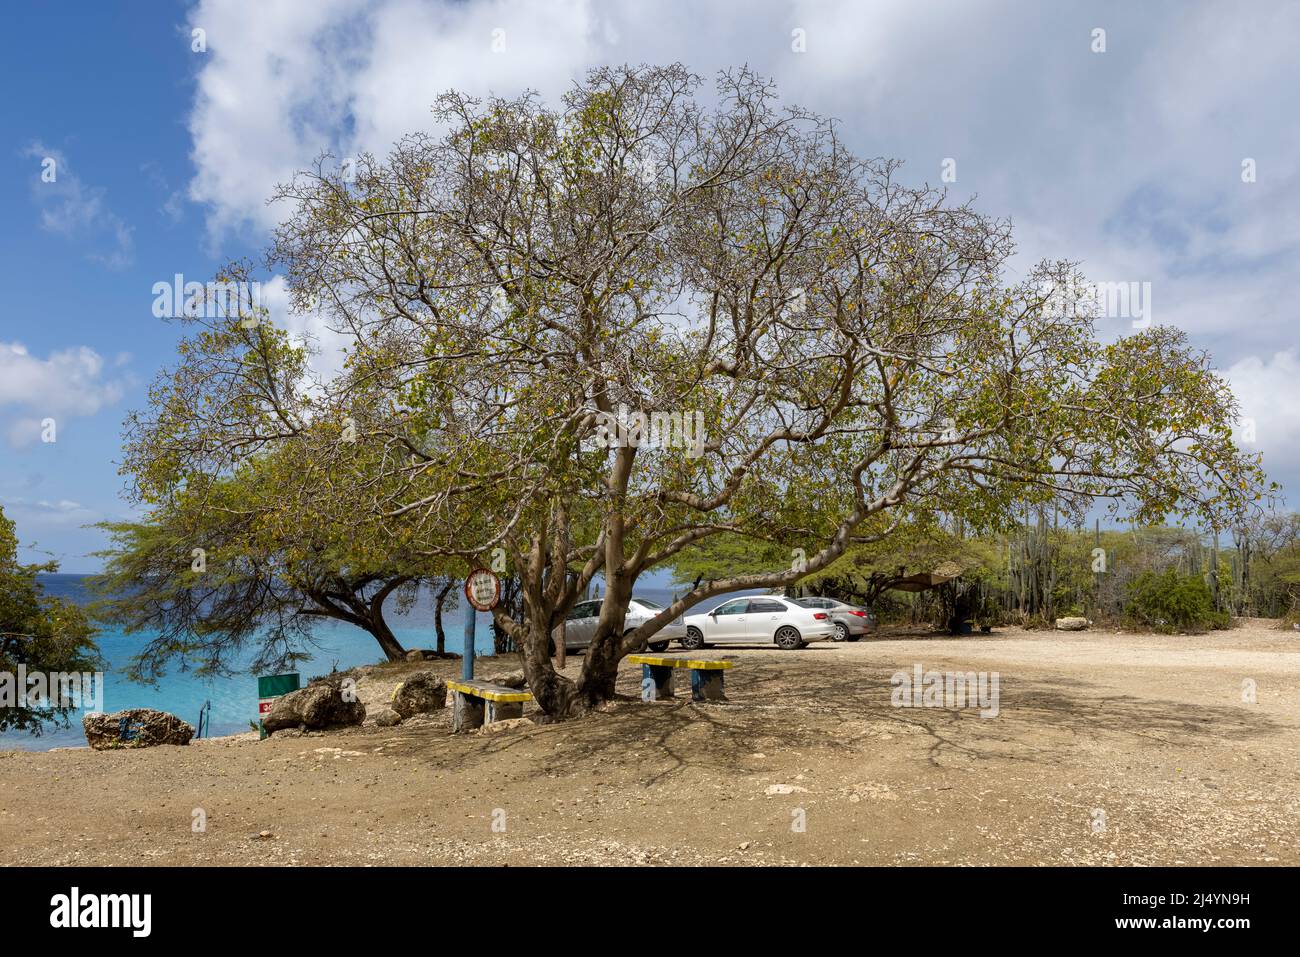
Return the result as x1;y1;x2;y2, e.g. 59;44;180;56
885;560;964;592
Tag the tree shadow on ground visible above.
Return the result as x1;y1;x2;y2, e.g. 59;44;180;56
377;655;1287;786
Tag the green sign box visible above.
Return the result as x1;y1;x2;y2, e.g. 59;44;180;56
258;673;301;699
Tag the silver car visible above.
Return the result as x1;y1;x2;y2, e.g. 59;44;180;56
792;597;876;641
552;596;686;653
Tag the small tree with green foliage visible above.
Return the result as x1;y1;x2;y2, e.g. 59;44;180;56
1123;567;1227;633
0;507;100;735
93;432;456;677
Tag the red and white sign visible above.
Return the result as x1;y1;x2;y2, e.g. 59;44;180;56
464;568;501;611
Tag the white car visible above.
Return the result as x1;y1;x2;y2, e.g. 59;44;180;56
552;596;686;653
682;595;837;650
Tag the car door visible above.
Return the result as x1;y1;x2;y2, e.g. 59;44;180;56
746;598;790;642
706;598;751;642
563;600;600;648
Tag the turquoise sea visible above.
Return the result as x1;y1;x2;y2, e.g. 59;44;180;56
1;575;685;751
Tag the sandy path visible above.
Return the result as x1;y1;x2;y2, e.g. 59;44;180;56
2;624;1297;866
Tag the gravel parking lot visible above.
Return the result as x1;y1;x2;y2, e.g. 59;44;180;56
3;622;1298;866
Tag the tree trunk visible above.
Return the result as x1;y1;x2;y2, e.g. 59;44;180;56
575;630;621;705
370;615;407;662
306;584;407;663
518;610;587;718
362;580;409;662
492;618;511;655
434;580;453;655
572;566;634;709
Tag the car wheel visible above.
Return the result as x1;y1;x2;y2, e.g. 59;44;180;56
775;626;802;650
833;622;850;642
681;627;705;651
629;628;671;654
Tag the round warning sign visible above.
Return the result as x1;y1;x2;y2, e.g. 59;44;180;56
464;568;501;611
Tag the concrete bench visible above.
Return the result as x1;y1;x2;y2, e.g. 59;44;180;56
627;655;735;703
446;679;533;732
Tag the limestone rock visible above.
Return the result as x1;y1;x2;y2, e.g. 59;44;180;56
764;783;809;795
390;671;447;719
263;680;366;733
83;709;194;750
475;717;533;735
1055;617;1089;631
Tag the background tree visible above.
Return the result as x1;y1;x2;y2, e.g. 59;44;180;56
95;422;458;678
0;507;100;735
1242;511;1300;618
791;521;991;609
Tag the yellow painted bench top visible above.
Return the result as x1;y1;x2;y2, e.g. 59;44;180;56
446;679;533;703
627;655;734;671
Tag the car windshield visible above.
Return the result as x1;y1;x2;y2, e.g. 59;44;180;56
631;597;664;610
569;601;598;618
791;599;822;608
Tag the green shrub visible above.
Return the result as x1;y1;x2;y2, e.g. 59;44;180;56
1123;568;1228;633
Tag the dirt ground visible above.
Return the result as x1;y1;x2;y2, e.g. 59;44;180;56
3;622;1298;866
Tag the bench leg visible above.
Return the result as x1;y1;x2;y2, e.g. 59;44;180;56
486;699;523;722
641;664;675;702
691;670;726;702
452;691;485;733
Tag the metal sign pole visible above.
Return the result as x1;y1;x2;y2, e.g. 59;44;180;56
462;568;500;683
462;604;475;680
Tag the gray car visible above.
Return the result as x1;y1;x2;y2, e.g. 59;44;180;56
792;597;876;641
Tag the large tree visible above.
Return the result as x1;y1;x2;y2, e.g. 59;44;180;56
125;65;1267;718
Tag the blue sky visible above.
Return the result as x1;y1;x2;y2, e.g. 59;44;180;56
2;0;1298;571
1;2;238;570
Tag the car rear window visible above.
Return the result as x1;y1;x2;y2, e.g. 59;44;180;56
631;597;664;610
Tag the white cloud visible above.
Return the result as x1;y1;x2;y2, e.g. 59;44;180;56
259;275;351;386
1225;350;1300;491
0;496;97;528
186;0;608;244
0;341;127;448
23;143;135;270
